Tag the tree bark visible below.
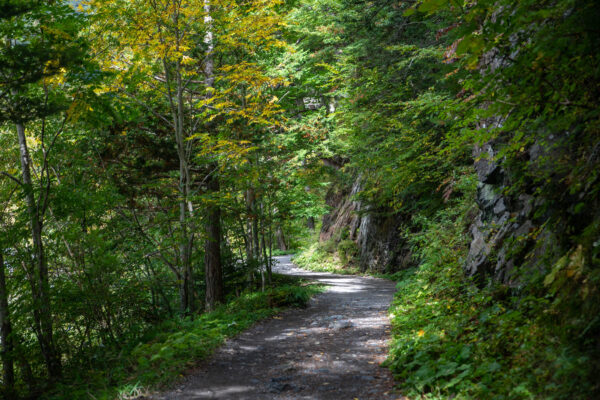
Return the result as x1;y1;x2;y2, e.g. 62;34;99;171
260;215;270;288
276;225;287;251
176;60;194;314
203;0;223;311
161;4;195;314
0;251;15;398
16;122;61;379
204;174;223;311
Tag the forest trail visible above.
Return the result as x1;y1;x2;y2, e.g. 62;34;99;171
152;255;398;399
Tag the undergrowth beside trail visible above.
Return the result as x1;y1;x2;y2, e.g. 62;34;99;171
293;241;360;275
386;186;596;399
295;174;596;398
293;225;362;275
46;275;323;400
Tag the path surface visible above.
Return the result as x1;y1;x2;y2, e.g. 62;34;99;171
154;255;398;399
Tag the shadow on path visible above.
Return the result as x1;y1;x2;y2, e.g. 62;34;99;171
154;255;398;399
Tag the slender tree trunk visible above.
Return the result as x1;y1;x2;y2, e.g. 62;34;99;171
260;217;269;289
259;215;265;292
245;188;255;286
176;14;195;313
204;174;223;310
158;2;195;314
276;225;287;251
260;201;271;286
305;186;315;230
177;61;194;314
203;0;223;311
0;251;15;398
17;348;35;394
16;122;61;379
162;54;190;314
267;206;273;286
252;195;262;291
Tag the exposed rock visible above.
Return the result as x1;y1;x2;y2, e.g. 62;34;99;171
330;320;353;330
473;143;503;184
464;143;541;284
320;178;362;242
319;176;410;273
356;208;409;272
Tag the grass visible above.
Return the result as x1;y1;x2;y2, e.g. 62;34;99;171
46;274;324;400
271;248;297;256
292;241;361;275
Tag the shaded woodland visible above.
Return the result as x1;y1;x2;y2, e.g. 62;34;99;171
0;0;599;398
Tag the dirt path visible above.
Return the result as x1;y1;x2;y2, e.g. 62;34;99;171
153;255;398;399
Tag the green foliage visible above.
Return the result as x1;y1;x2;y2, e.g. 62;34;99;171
1;0;599;397
337;239;357;265
387;178;596;399
286;1;600;395
45;276;322;399
294;241;360;275
0;0;92;123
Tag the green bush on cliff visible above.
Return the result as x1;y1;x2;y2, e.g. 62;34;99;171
387;179;596;399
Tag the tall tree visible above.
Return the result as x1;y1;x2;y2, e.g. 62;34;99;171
203;0;223;310
0;247;14;398
0;0;88;379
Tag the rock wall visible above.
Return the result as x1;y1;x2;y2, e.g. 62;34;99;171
320;177;410;273
464;142;547;284
319;178;362;243
320;141;559;281
356;208;411;273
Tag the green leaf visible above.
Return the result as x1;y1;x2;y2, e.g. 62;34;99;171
418;0;448;13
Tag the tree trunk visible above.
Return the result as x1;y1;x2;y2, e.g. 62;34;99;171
307;216;315;230
267;202;273;285
203;0;223;311
177;33;194;314
245;188;256;286
252;210;260;266
0;251;15;398
204;174;223;311
16;122;61;379
160;3;196;314
260;218;270;288
17;348;34;394
276;225;287;251
176;66;193;314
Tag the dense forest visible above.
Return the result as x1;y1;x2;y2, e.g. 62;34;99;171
1;0;599;398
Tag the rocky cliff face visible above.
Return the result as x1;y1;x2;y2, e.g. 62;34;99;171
463;141;558;285
319;177;410;273
320;140;567;282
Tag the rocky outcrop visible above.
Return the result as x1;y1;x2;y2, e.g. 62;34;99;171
356;208;411;272
464;143;538;284
320;178;362;243
320;177;410;273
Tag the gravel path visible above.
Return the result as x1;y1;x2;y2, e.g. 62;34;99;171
153;255;398;399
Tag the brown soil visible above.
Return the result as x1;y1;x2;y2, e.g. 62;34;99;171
151;255;399;399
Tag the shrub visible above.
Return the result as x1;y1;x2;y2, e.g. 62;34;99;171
337;239;358;265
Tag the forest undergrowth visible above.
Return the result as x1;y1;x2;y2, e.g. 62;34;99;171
386;182;595;399
45;275;322;400
295;173;596;399
1;0;599;398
